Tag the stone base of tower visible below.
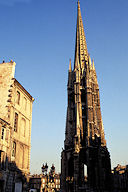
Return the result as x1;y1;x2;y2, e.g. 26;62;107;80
61;140;112;192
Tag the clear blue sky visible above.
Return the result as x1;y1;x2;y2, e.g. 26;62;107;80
0;0;128;174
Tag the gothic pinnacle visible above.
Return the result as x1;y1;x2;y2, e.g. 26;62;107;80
78;0;80;8
69;59;72;72
74;0;88;70
89;54;92;69
92;59;95;70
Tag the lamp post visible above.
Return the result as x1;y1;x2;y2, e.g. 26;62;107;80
49;164;56;192
42;163;48;192
41;163;57;192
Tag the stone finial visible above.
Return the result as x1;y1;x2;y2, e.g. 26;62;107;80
88;54;92;69
69;59;72;72
92;59;95;70
78;0;80;7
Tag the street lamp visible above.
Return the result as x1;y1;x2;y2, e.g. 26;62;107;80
41;163;57;192
42;163;48;176
42;163;48;192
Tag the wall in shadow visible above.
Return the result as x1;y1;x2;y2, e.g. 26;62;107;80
0;156;29;192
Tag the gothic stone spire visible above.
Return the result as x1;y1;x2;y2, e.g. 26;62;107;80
65;0;106;147
61;2;111;191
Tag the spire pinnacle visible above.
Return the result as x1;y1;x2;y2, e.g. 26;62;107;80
74;0;88;70
89;54;92;69
78;0;80;6
92;59;95;70
78;0;80;5
69;59;72;72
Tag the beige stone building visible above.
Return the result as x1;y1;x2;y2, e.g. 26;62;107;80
0;60;34;191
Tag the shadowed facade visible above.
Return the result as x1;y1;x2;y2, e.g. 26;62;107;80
61;1;112;191
0;60;34;191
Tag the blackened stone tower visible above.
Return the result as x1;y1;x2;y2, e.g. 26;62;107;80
61;1;111;192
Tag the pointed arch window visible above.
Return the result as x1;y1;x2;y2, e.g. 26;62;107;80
14;113;18;132
12;141;16;157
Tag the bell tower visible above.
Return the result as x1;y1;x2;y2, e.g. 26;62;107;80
61;1;112;191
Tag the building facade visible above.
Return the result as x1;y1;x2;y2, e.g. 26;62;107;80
61;1;111;192
29;164;60;192
0;60;34;191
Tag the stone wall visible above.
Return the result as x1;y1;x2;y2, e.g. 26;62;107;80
0;61;16;122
